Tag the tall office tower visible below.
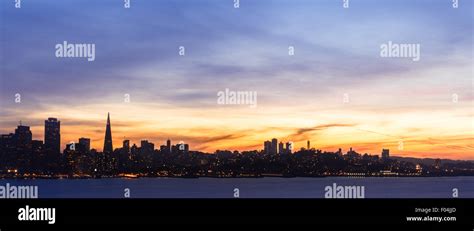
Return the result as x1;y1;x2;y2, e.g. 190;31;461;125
271;138;278;155
13;124;33;170
285;142;292;154
123;140;130;152
103;113;113;153
166;138;171;154
307;140;310;150
278;142;284;155
14;124;32;149
381;149;390;160
44;118;60;154
79;138;91;152
264;140;271;155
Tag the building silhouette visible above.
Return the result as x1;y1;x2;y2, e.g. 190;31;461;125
103;113;113;153
14;124;32;149
1;116;472;178
44;118;60;154
264;140;271;155
141;140;154;152
79;138;91;152
123;140;130;153
382;149;390;160
278;142;284;155
167;139;171;154
285;142;292;154
14;124;32;171
271;138;278;155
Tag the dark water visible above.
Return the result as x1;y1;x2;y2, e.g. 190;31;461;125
1;177;473;198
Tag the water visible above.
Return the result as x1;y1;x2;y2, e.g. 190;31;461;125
1;177;473;198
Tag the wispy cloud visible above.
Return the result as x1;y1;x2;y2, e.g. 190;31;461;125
0;0;472;159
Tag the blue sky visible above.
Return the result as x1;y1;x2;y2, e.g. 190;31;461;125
0;0;472;158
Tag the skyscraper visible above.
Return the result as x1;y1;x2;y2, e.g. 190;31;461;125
271;138;278;155
14;125;32;149
285;142;292;154
103;113;113;153
382;149;390;160
79;138;91;152
13;124;32;171
264;140;271;155
123;140;130;152
166;138;171;154
278;142;284;155
44;118;60;154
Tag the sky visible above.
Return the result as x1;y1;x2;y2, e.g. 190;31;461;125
0;0;473;159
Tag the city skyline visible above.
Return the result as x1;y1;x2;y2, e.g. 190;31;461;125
1;0;473;160
0;113;472;161
1;112;473;179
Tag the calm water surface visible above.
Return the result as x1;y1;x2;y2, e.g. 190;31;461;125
1;177;472;198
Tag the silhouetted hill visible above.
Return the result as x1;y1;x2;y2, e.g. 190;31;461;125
391;156;473;165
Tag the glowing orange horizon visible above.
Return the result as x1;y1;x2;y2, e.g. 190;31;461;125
5;102;471;161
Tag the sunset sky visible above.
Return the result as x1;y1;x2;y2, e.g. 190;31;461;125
0;0;473;159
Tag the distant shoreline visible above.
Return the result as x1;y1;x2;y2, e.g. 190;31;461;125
1;174;473;180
